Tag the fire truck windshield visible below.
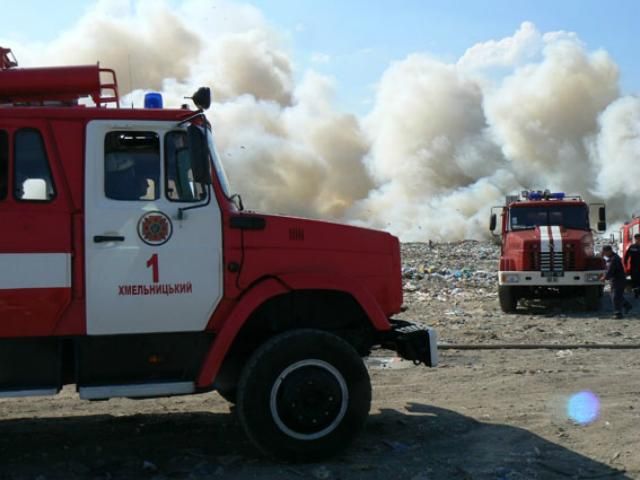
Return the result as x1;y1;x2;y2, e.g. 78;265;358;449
509;205;590;231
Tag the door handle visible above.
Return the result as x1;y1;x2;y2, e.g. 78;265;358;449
94;235;125;243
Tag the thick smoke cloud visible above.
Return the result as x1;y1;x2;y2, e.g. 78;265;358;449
484;38;619;193
348;54;512;238
3;4;638;240
590;96;640;216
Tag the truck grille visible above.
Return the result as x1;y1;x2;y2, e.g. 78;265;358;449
531;252;576;272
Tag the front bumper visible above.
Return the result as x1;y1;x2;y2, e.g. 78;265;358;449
378;320;438;367
498;270;604;287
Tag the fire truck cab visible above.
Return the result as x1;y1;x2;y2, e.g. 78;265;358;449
0;48;438;460
490;190;606;313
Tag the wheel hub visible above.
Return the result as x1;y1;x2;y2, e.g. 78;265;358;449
270;359;348;441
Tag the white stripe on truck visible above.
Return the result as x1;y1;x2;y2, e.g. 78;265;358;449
550;226;563;253
0;253;71;289
540;226;551;253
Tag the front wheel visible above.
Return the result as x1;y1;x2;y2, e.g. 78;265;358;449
584;285;601;311
499;285;518;313
236;329;371;462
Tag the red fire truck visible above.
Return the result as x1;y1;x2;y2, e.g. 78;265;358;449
0;47;437;460
490;190;606;313
618;216;640;276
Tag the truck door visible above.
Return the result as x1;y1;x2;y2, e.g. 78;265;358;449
84;121;223;335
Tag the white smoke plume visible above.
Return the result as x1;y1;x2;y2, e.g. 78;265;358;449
2;3;638;240
590;96;640;217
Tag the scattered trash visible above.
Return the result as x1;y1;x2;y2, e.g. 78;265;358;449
366;356;413;370
555;350;573;359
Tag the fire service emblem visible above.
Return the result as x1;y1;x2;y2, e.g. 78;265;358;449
137;211;172;246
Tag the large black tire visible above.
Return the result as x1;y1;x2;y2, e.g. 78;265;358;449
236;329;371;462
499;285;518;313
584;285;601;311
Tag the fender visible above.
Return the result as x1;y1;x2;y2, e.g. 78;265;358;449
196;277;288;388
196;273;392;388
278;272;392;332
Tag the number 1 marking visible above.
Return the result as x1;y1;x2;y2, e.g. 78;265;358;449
147;253;159;283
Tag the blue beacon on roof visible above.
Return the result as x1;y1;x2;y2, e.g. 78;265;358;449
527;192;565;200
144;92;163;109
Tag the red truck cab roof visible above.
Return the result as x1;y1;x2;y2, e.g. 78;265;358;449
508;199;586;208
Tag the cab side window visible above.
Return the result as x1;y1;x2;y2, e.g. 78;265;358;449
14;129;56;201
0;130;7;200
165;131;206;202
105;132;160;201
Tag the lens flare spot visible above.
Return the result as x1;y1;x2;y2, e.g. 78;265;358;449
567;391;600;425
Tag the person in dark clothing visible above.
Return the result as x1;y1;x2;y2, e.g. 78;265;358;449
602;245;631;318
624;233;640;298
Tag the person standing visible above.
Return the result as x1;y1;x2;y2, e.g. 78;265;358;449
624;233;640;297
602;245;631;318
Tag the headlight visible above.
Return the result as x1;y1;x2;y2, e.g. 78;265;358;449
583;243;594;257
500;273;520;283
586;273;601;282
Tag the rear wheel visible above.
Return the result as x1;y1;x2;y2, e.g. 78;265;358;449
236;329;371;462
499;285;518;313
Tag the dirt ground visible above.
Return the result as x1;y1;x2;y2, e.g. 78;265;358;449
1;242;639;479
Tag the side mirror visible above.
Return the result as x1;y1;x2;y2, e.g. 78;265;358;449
597;221;607;232
489;213;497;232
191;87;211;111
599;206;606;222
187;125;211;184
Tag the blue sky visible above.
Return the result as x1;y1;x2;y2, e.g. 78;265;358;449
2;0;639;113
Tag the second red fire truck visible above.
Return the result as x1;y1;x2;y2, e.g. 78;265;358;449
490;190;606;313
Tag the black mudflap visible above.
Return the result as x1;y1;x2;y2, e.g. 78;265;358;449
0;337;61;391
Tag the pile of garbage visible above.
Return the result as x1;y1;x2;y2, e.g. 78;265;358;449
401;241;499;296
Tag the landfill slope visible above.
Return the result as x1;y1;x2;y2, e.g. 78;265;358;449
0;241;638;480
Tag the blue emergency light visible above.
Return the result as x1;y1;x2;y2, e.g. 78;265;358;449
527;191;565;200
144;92;163;109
